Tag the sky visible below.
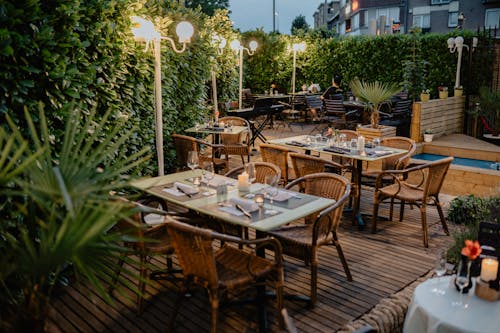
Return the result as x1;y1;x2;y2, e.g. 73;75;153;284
229;0;321;34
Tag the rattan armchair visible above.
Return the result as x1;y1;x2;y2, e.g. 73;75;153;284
266;173;352;307
259;143;296;185
372;157;453;247
172;133;228;174
224;161;281;183
166;218;284;333
219;116;251;164
290;152;343;178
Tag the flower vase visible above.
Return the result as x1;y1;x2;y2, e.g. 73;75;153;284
454;255;473;294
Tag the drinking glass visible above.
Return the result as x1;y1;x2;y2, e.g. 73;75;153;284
431;250;447;295
339;133;347;147
452;260;471;308
245;163;256;185
264;175;279;214
187;151;199;176
315;133;322;145
350;138;358;153
372;138;381;148
202;162;215;187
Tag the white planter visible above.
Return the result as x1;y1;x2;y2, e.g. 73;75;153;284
423;134;434;142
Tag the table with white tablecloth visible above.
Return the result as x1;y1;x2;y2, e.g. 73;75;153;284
403;276;500;333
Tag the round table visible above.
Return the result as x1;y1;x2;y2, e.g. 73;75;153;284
403;276;500;333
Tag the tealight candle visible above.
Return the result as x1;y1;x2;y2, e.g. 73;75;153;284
255;193;265;206
481;258;499;282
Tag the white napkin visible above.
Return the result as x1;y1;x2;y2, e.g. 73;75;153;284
272;190;294;202
161;182;198;197
230;198;259;212
202;177;234;188
218;206;244;216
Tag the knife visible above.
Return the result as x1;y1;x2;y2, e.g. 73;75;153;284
176;186;193;198
235;204;252;218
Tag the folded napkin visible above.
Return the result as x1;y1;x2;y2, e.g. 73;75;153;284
230;198;259;212
367;150;393;157
204;127;225;131
286;141;307;147
162;182;198;196
219;205;245;216
272;190;298;202
324;147;350;154
201;177;235;188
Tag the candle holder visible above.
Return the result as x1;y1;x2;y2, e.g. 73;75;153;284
475;278;500;301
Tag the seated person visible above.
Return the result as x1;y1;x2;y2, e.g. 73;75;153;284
321;74;343;100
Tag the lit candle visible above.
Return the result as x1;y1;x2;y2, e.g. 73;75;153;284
480;258;499;282
255;193;265;206
238;172;249;191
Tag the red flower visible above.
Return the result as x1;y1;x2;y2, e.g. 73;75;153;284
461;240;482;260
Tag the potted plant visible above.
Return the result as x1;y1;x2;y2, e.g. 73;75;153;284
423;128;434;142
438;86;448;99
349;78;402;129
420;89;431;102
402;31;429;102
478;86;500;137
454;85;463;97
0;104;150;332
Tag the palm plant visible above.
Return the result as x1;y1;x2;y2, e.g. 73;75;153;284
0;103;150;332
349;78;402;128
478;86;500;136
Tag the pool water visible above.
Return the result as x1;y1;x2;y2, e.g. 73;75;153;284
412;153;500;171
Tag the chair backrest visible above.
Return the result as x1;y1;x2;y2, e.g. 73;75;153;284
305;95;323;112
219;116;250;145
166;218;219;287
242;89;256;107
339;129;359;141
391;99;413;116
323;99;346;117
224;162;281;183
259;143;295;184
285;173;350;236
290;153;342;178
422;156;453;198
380;136;416;171
172;133;199;170
291;94;306;109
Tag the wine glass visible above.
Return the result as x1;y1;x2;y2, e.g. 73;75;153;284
372;138;381;148
245;163;256;186
431;250;447;295
452;260;470;308
187;151;199;177
264;175;279;214
202;162;215;187
339;133;347;147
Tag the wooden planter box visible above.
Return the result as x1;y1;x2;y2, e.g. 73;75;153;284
356;125;397;141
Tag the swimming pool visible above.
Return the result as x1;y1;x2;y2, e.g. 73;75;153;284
412;153;500;171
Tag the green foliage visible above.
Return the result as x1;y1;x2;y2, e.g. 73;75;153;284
446;195;500;263
291;15;309;35
184;0;229;16
478;86;500;135
402;31;429;101
0;104;150;330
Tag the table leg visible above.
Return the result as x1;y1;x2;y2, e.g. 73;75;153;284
354;159;365;230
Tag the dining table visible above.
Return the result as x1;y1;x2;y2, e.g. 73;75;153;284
130;169;336;332
267;135;408;229
185;124;248;142
403;276;500;333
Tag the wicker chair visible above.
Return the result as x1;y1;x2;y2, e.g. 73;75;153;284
266;173;352;307
259;143;296;185
166;218;284;333
290;152;343;178
372;157;453;247
219;116;251;164
225;161;281;183
171;133;228;174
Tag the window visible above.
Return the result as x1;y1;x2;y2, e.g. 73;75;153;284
345;18;352;32
413;14;430;28
448;12;458;28
431;0;450;4
376;7;400;27
352;13;359;30
485;9;500;29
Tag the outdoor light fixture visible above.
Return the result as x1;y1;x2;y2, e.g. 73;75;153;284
230;39;258;110
131;16;194;176
210;34;228;114
291;42;306;94
447;36;477;90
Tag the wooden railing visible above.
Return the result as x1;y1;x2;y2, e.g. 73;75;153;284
410;96;465;142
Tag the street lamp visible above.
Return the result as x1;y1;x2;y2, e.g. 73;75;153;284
447;36;478;89
131;16;194;176
230;39;258;110
291;42;306;94
210;34;227;114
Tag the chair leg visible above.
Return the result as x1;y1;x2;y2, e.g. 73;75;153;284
310;261;318;308
276;279;284;329
332;232;352;281
207;289;219;333
240;155;245;164
399;200;406;222
168;285;187;332
389;198;394;221
435;198;450;235
420;205;429;248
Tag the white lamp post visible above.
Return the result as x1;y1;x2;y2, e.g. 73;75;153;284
210;34;227;114
131;16;193;176
447;36;478;90
230;39;258;110
291;42;306;94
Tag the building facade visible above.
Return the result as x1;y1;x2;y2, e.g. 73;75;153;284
315;0;500;36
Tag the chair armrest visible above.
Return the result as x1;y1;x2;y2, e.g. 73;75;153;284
374;162;429;189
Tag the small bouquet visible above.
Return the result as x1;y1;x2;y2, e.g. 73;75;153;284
422;89;430;94
461;239;482;260
438;86;448;92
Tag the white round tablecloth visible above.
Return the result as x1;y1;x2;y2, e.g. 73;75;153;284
403;276;500;333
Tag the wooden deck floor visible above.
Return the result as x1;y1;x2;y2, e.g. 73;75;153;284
46;124;455;333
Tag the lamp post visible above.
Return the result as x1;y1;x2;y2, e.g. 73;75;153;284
230;39;258;110
131;16;193;176
210;35;227;115
291;42;306;94
447;36;478;90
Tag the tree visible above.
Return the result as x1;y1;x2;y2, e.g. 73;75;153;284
185;0;229;16
291;15;310;35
